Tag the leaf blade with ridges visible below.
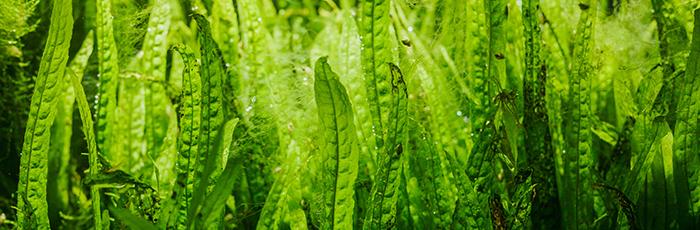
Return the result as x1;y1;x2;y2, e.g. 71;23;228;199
16;0;73;228
313;56;359;230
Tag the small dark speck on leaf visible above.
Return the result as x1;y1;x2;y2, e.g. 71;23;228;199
578;3;590;10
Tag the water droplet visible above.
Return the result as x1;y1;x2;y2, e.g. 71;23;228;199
303;77;308;81
563;150;566;154
269;104;273;108
360;36;363;39
374;146;378;150
258;18;262;22
192;6;199;10
147;28;152;32
422;137;426;139
408;27;413;32
470;133;474;136
225;63;231;68
457;111;463;116
361;47;364;50
229;39;234;43
245;106;253;112
251;97;257;103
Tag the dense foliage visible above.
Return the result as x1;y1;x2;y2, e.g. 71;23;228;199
1;0;700;229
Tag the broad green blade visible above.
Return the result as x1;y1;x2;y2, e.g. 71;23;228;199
313;56;360;229
16;0;73;228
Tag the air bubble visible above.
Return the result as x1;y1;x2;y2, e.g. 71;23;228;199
408;27;413;32
457;111;462;116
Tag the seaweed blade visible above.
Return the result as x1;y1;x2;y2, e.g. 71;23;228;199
17;0;73;228
314;56;360;229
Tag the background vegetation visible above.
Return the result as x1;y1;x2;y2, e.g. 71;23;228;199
1;0;699;229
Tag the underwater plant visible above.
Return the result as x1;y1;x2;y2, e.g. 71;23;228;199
1;0;700;229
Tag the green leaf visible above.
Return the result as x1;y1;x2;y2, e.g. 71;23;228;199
48;29;93;217
364;63;408;230
71;69;103;230
362;0;395;150
108;206;157;230
522;0;561;226
172;44;203;230
484;0;507;93
142;0;172;192
191;14;227;209
564;0;598;229
16;0;73;228
187;118;243;229
95;0;120;159
190;118;241;229
444;149;487;229
673;8;700;229
313;56;359;229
